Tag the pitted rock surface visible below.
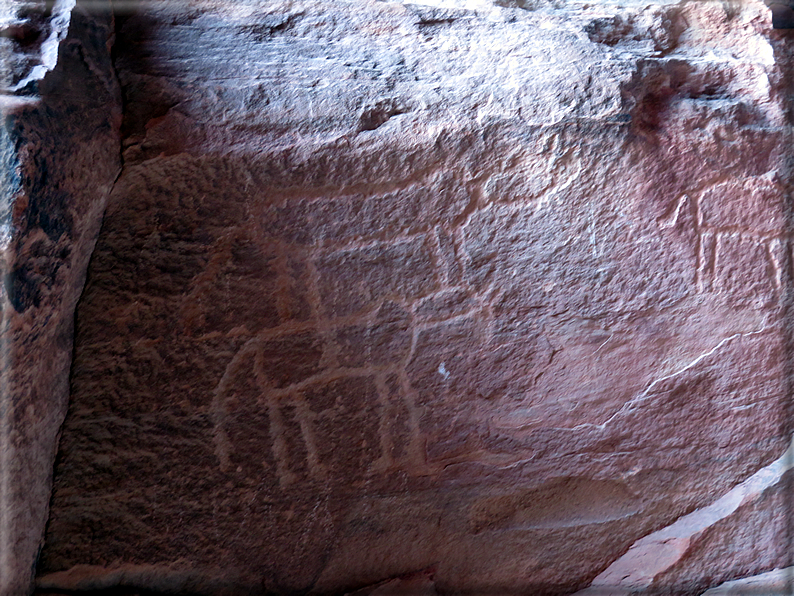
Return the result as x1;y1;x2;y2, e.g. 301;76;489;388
36;0;794;594
0;1;121;595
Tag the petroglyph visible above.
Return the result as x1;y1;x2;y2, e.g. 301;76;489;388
660;174;786;303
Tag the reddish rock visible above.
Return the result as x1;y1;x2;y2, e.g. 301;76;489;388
30;0;794;594
305;376;384;482
259;331;325;388
0;1;121;594
335;301;412;368
575;438;794;595
316;237;439;318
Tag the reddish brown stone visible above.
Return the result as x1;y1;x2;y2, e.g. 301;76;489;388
316;237;439;318
414;288;474;322
335;301;412;368
0;2;121;594
31;1;794;595
260;331;325;389
262;176;469;246
283;254;313;323
275;401;312;485
304;376;383;482
713;234;778;309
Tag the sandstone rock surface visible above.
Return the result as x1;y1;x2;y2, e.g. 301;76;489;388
575;437;794;595
701;567;794;595
35;0;794;594
0;1;121;595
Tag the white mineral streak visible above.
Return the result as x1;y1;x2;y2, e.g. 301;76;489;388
5;0;76;93
575;436;794;595
700;567;794;595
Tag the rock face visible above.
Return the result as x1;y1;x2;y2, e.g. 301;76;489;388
702;567;794;595
575;437;794;595
34;0;794;594
0;1;121;595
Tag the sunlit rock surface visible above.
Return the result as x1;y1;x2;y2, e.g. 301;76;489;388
701;567;794;595
0;1;121;595
575;437;794;595
35;0;794;594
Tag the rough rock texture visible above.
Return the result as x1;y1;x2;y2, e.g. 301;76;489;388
0;1;121;595
35;0;794;594
701;567;794;595
575;437;794;595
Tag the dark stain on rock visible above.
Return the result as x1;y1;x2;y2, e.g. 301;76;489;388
239;12;304;41
408;5;470;27
358;99;411;132
27;189;72;242
5;263;42;312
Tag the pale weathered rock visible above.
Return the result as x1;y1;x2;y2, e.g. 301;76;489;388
574;437;794;595
0;2;121;595
345;568;439;596
701;567;794;596
34;0;794;594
